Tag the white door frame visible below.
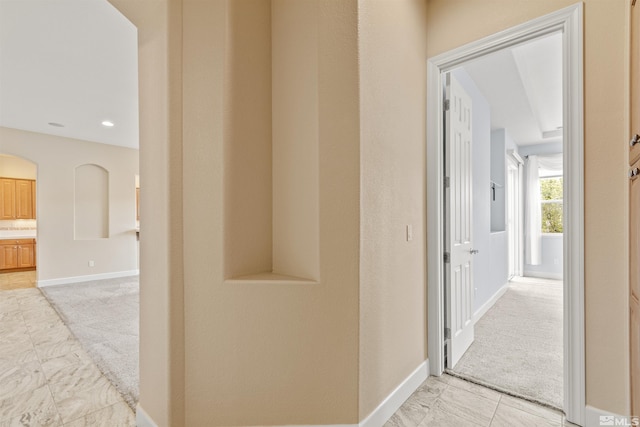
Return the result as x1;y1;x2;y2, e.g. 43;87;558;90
507;151;524;278
426;3;585;425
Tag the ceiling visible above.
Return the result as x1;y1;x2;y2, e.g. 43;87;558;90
0;1;559;151
0;0;139;149
461;32;563;146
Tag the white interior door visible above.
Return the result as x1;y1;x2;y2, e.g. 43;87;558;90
444;74;474;368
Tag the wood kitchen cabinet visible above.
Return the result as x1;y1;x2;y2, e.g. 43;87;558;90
0;179;15;220
15;179;33;219
0;178;36;220
0;239;35;270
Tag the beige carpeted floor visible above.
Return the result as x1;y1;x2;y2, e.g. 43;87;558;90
450;277;563;409
41;276;139;410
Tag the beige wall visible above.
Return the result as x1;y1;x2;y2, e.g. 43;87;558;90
180;0;360;423
272;0;320;281
223;0;273;279
358;0;429;419
0;154;37;179
107;0;185;425
108;0;631;424
0;127;138;282
427;0;631;416
74;164;109;240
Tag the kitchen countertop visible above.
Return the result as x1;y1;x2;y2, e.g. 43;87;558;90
0;231;37;240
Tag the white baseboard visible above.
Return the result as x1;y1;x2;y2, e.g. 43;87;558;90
522;271;563;280
136;404;158;427
472;282;510;324
585;405;636;427
278;425;356;427
37;270;139;287
135;361;428;427
359;359;429;427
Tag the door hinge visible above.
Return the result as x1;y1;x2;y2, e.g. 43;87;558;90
444;252;450;263
444;327;451;339
444;99;450;111
444;176;450;188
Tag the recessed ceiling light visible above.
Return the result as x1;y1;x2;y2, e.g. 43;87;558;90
101;120;115;127
48;122;64;127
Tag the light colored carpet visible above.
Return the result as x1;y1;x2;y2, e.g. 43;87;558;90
450;277;563;409
41;276;139;410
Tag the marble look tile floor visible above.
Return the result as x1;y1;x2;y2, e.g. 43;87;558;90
0;287;135;426
385;374;579;427
0;272;36;291
1;273;577;427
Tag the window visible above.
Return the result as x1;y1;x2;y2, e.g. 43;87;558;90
540;176;563;233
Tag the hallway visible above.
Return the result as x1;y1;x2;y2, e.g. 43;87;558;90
386;374;577;427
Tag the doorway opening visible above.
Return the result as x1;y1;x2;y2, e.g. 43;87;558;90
427;4;584;425
442;33;565;410
0;154;38;289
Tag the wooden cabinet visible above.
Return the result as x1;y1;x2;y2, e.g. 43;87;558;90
15;180;33;219
0;178;36;220
0;179;15;220
0;243;18;269
0;239;35;270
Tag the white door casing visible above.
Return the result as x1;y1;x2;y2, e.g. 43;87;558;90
507;153;523;278
445;74;475;368
426;4;584;424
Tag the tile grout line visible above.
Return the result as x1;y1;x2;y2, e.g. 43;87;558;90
25;291;132;425
488;395;502;426
20;292;66;426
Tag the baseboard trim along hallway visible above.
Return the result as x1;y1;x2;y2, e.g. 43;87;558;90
472;281;510;325
136;404;158;427
359;359;430;427
37;270;139;287
585;405;634;427
134;360;429;427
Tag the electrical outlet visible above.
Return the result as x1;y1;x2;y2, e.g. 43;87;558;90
88;260;95;267
406;225;413;241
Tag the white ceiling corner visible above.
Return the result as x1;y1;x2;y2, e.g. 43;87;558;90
0;0;139;149
511;32;563;138
462;32;563;147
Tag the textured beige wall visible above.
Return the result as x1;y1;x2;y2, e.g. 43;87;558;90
0;155;36;179
107;0;632;424
74;164;109;240
358;0;429;419
107;0;183;425
272;0;320;281
0;127;138;281
181;0;360;424
427;0;630;416
224;0;273;279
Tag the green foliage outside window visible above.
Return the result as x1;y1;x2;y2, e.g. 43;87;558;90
540;177;563;233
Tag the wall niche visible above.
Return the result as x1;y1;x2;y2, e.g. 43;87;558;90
74;164;109;240
223;0;319;284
